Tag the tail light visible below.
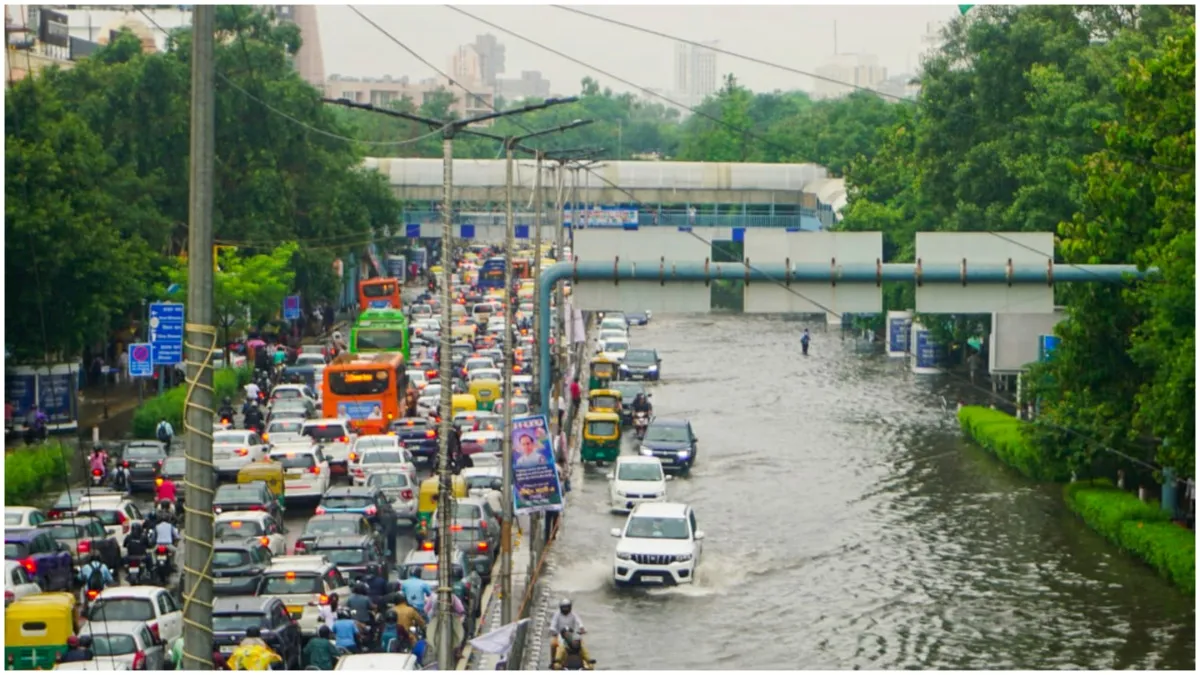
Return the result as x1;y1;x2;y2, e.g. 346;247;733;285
48;510;61;519
365;505;378;516
260;536;270;547
92;469;102;477
308;465;320;475
86;589;100;601
425;430;436;439
262;433;269;441
426;370;437;379
477;541;489;552
249;504;265;511
294;541;308;553
400;489;413;500
117;511;130;534
318;593;330;605
234;448;249;457
480;520;489;530
77;540;91;554
5;590;14;605
131;650;146;670
314;506;326;515
122;461;130;468
450;525;463;532
340;436;349;443
156;545;168;555
420;541;433;551
148;623;160;642
20;558;36;574
348;452;358;461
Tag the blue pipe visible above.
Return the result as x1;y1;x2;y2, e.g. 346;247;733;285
536;261;1153;406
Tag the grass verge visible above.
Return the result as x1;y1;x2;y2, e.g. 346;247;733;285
130;367;251;438
5;442;74;505
956;405;1070;481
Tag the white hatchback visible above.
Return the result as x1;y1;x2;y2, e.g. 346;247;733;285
212;429;269;479
607;456;671;513
213;511;287;555
269;443;331;501
351;439;417;486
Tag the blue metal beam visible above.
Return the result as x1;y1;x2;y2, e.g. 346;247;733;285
536;261;1154;406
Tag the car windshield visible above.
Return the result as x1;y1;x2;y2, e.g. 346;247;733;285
591;396;619;409
321;495;373;510
363;451;404;464
215;520;264;538
4;513;24;526
314;548;366;565
645;424;690;443
625;516;690;540
39;523;86;539
464;475;498;491
213;432;247;445
4;542;24;557
357;330;405;351
362;283;396;298
451;503;482;520
368;474;410;489
328;370;390;396
463;437;501;454
213;614;266;632
611;383;644;399
603;340;629;352
358;437;399;451
296;355;325;366
304;426;348;441
618;463;663;481
53;490;89;510
89;598;154;623
587;420;618;436
212;550;252;569
271;453;316;470
124;446;162;459
78;510;122;526
304;518;360;536
273;389;303;399
268;421;303;434
624;350;656;365
260;574;321;595
90;634;137;656
389;422;427;434
215;486;260;502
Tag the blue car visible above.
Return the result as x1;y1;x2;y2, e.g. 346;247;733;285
5;529;73;591
626;310;651;326
637;418;698;474
316;485;397;532
389;417;439;461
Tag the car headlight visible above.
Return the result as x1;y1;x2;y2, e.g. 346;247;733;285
616;552;631;560
619;364;629;371
674;553;692;562
639;447;653;456
647;365;658;371
677;450;690;458
614;490;626;498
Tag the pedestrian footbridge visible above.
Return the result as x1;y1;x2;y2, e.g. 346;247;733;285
363;158;847;240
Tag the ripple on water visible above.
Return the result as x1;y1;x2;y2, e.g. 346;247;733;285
544;316;1195;670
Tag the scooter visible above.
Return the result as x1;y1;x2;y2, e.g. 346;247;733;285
90;468;106;488
152;545;172;585
633;411;649;441
126;557;149;585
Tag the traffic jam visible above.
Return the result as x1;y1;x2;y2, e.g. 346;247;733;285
4;242;555;671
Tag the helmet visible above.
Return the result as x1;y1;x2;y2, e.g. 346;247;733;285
245;626;262;638
67;635;80;648
145;511;157;523
337;607;353;620
224;397;232;406
130;522;143;535
93;442;104;453
385;610;398;623
558;598;572;612
78;635;93;648
353;582;368;595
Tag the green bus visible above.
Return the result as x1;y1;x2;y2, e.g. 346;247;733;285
350;308;410;360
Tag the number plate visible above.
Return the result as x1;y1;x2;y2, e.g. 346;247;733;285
630;373;644;379
214;452;231;460
219;646;236;654
286;472;303;480
287;605;305;616
214;577;232;585
641;574;664;583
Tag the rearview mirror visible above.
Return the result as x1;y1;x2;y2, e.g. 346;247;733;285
604;472;614;480
694;531;705;541
664;475;674;482
609;528;622;538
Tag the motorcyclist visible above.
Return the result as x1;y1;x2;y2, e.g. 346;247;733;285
548;598;584;657
392;593;426;632
123;522;152;578
631;393;652;417
331;607;363;652
89;444;108;481
217;397;237;424
379;609;401;652
58;635;91;663
155;476;178;518
302;625;340;670
153;513;181;576
551;631;594;671
400;572;434;619
78;553;114;602
345;583;376;647
228;626;282;671
243;403;264;434
364;570;389;604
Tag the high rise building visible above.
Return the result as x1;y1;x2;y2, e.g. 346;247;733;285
672;40;718;108
274;5;325;91
325;73;496;123
471;33;505;87
449;44;484;87
495;70;551;102
812;53;887;99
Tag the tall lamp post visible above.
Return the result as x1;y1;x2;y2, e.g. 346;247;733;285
500;120;592;625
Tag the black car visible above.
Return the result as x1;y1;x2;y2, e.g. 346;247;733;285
211;542;274;596
316;485;397;533
638;418;698;473
293;513;380;556
36;516;122;570
626;310;651;326
619;348;662;381
211;596;302;669
120;441;168;491
388;417;438;461
307;534;389;583
610;381;648;425
428;518;495;581
213;483;281;525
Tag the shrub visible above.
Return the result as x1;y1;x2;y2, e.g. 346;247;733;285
5;442;73;505
1064;479;1195;594
130;367;250;438
957;406;1071;481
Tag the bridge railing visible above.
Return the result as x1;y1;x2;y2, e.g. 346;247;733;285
399;210;825;230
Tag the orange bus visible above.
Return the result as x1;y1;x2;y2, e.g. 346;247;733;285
358;278;402;312
512;259;531;280
322;352;409;435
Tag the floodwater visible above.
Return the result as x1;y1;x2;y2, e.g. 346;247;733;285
544;314;1195;670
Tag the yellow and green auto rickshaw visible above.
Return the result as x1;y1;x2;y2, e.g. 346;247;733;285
580;411;622;465
416;475;467;540
452;393;478;417
5;593;77;670
589;356;618;390
588;389;622;416
469;379;502;412
237;462;286;519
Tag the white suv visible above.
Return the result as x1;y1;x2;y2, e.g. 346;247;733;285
607;456;671;513
610;502;703;587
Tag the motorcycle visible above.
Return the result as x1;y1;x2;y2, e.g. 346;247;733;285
126;557;149;585
152;545;172;584
90;467;106;488
633;411;649;441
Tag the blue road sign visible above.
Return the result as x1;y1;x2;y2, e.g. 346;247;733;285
1039;334;1060;362
128;343;154;378
149;302;185;365
406;224;421;238
515;225;530;239
283;295;301;321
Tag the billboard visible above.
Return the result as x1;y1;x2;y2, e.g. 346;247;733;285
886;310;913;358
564;205;639;228
38;9;69;48
910;322;942;375
509;414;565;514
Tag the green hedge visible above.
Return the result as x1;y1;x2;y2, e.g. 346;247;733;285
1064;479;1195;594
131;367;251;438
5;442;73;505
957;406;1070;481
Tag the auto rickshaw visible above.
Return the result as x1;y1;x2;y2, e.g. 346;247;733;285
451;323;478;342
588;389;622;415
589;356;618;390
469;379;502;412
5;593;78;670
452;393;478;417
237;461;286;519
417;475;467;539
580;411;622;465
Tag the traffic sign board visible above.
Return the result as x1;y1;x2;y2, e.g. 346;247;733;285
1039;334;1060;362
149;302;185;365
128;343;154;378
283;295;301;321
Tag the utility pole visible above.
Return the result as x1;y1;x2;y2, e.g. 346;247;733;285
530;150;544;412
322;96;581;662
500;120;591;626
181;5;215;670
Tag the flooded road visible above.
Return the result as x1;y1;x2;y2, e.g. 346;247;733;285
545;314;1195;670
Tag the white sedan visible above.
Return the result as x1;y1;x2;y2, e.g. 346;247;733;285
4;507;47;529
4;560;41;606
213;511;287;555
598;337;629;362
211;430;270;479
269;443;332;501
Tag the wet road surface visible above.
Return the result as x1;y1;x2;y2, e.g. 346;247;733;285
545;314;1195;670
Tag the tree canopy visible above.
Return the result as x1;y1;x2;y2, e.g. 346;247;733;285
5;5;401;361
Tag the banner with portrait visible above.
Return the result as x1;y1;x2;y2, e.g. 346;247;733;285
510;414;565;514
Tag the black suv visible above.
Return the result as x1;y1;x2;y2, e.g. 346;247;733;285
213;483;282;526
316;485;397;534
619;348;662;381
211;542;275;596
293;513;381;556
120;441;168;491
211;596;303;669
308;535;389;584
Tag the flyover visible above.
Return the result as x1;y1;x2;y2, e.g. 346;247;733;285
363;157;847;241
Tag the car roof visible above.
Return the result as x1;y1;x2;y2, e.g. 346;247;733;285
5;507;39;515
309;535;371;548
650;418;690;428
335;653;418;670
617;455;665;466
324;485;375;496
461;467;501;478
213;596;276;613
5;530;40;542
630;501;690;518
97;585;162;599
304;418;350;427
264;555;331;571
216;510;271;522
308;513;365;522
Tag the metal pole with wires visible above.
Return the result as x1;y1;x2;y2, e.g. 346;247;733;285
530;150;544;411
181;4;216;670
435;128;456;670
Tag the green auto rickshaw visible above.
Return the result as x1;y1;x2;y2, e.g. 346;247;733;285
588;356;618;390
580;411;622;465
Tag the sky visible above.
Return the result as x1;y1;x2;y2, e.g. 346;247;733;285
315;4;959;96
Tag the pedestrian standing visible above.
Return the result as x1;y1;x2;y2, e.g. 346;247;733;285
556;391;567;431
568;377;582;431
117;349;129;385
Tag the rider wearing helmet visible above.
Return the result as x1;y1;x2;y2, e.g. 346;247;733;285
331;607;362;651
59;635;90;663
551;631;594;670
346;582;374;625
302;625;340;670
243;402;263;433
548;598;584;659
217;396;236;423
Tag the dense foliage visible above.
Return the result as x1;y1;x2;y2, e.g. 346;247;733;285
840;6;1194;479
5;442;73;505
5;6;401;362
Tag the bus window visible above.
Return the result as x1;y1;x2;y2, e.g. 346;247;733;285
363;283;394;297
328;370;390;396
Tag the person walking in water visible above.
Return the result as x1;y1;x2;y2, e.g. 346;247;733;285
800;329;811;356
